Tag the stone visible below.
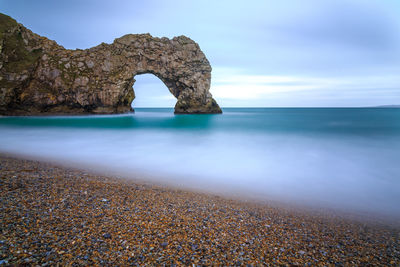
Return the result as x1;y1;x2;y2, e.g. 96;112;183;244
103;233;111;239
0;13;222;115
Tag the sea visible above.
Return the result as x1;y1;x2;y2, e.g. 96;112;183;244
1;108;399;218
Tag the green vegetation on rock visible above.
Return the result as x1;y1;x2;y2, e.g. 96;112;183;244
1;14;42;73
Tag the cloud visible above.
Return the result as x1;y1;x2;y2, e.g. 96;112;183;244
263;1;400;51
203;0;400;75
210;67;400;106
212;76;321;100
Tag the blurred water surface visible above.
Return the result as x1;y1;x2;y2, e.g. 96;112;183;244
1;108;399;217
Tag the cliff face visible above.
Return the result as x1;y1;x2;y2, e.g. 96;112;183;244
0;13;222;115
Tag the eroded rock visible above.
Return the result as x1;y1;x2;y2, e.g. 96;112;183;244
0;13;222;115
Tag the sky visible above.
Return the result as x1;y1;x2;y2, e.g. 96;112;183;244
1;0;400;107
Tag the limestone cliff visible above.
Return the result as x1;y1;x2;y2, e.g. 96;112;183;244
0;13;222;115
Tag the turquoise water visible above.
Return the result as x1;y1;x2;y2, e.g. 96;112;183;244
1;108;400;217
1;108;399;134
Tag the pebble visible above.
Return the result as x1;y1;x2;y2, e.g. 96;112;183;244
0;155;399;265
103;233;111;239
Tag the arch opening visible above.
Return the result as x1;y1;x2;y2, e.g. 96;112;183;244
131;73;177;109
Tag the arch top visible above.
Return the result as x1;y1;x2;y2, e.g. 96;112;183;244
0;13;222;115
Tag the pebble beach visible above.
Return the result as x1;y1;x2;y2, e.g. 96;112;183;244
0;155;399;266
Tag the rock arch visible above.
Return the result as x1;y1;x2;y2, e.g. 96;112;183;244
0;13;222;115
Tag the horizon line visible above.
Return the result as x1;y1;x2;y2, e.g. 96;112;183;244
134;105;400;109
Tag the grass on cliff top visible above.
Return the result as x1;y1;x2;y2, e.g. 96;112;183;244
0;13;42;73
0;13;18;38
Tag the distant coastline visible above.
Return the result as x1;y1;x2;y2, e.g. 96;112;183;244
374;105;400;108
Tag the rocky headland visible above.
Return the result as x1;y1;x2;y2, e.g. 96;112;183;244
0;13;221;115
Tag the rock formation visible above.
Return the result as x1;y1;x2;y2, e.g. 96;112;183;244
0;13;222;115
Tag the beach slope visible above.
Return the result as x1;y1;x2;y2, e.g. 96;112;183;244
0;155;399;265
